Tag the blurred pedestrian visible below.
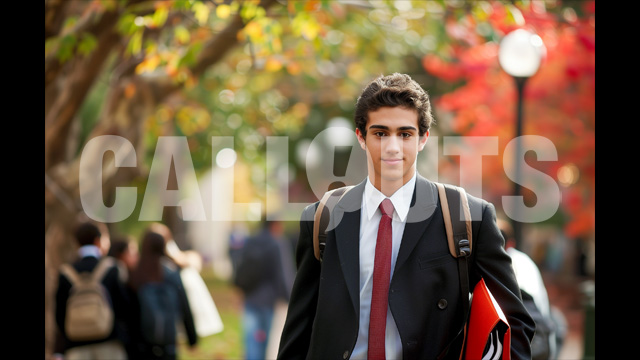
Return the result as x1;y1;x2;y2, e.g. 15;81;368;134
107;235;140;358
228;221;249;282
234;219;290;360
108;235;139;283
159;222;225;338
129;223;198;360
55;220;131;360
498;218;565;360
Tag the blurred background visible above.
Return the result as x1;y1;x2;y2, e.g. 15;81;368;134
45;0;594;359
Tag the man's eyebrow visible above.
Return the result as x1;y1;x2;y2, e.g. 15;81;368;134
368;125;418;131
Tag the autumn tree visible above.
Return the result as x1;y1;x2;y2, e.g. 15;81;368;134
422;0;595;242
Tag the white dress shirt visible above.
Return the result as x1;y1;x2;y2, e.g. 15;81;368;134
350;172;417;360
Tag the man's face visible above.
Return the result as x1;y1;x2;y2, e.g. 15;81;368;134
356;106;428;192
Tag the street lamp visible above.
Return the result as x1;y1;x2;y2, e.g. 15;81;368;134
498;28;545;250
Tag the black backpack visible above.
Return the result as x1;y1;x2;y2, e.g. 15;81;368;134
233;239;269;294
137;267;180;346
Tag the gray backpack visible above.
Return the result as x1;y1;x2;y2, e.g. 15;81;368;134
60;257;115;341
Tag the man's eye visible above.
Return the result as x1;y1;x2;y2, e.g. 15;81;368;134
400;132;412;138
374;132;387;137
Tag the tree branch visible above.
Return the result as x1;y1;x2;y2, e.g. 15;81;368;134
190;0;279;78
44;20;121;172
44;0;72;40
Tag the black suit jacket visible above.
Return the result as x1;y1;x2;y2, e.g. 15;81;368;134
55;255;132;351
277;175;535;360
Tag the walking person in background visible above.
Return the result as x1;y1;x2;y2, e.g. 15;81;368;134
108;235;139;283
107;235;140;359
158;222;226;339
129;224;198;360
228;221;249;283
234;219;291;360
55;220;131;360
497;218;566;360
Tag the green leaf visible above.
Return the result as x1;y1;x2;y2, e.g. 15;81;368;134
61;16;78;33
177;42;203;68
174;25;191;44
172;0;193;11
56;34;77;63
192;1;211;25
240;2;265;21
152;6;169;28
126;29;143;56
116;13;138;35
77;33;98;56
45;37;59;57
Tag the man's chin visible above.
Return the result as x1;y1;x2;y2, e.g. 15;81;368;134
379;172;405;184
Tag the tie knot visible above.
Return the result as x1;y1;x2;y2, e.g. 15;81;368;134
379;198;394;217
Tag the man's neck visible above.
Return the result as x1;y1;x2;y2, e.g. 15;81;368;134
78;244;102;259
369;171;417;197
369;174;416;197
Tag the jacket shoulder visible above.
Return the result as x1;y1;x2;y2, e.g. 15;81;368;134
300;201;320;222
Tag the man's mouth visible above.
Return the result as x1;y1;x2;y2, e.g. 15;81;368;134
382;158;403;165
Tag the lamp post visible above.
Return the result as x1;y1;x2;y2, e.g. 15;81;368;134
498;29;545;250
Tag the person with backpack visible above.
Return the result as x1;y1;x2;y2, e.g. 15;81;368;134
55;220;132;360
497;218;566;360
277;73;536;359
129;223;198;360
234;219;291;360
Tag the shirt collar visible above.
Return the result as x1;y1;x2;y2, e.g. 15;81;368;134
78;244;102;259
363;172;417;222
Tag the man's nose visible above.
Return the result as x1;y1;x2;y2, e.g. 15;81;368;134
384;135;401;154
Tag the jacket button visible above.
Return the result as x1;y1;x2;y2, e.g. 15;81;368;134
343;350;349;359
437;298;448;309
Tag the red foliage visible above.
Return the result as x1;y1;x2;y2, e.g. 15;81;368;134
423;1;595;239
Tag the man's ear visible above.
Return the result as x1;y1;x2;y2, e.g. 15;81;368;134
356;128;366;150
418;130;429;151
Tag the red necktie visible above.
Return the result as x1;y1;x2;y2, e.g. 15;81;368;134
368;198;394;360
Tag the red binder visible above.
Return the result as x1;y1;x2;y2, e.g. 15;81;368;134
464;278;511;360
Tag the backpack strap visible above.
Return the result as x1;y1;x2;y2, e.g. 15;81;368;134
92;257;115;282
436;183;472;258
313;185;354;261
59;257;115;285
436;182;472;360
60;263;80;286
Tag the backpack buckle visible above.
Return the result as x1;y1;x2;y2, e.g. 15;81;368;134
458;239;471;257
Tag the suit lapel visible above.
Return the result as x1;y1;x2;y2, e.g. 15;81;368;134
332;179;366;314
393;175;438;275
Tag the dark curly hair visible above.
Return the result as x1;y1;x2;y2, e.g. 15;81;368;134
354;73;433;137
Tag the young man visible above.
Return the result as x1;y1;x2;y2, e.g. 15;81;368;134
277;73;535;359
